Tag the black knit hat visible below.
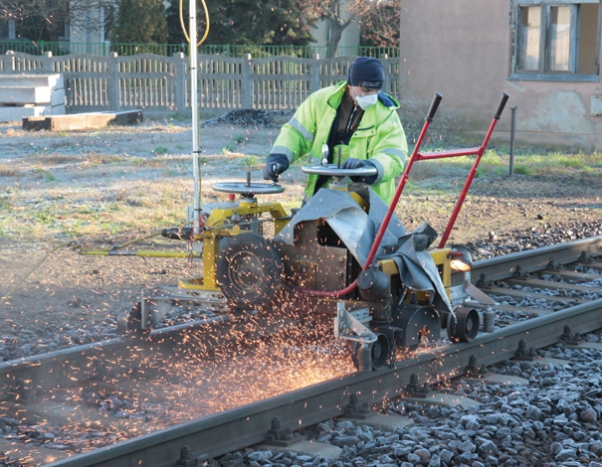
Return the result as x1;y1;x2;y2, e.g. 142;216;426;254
347;57;384;89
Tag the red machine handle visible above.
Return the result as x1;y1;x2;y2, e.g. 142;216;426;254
427;93;443;122
494;93;510;120
437;92;510;247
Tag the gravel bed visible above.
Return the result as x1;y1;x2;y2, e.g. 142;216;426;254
2;219;602;466
469;221;602;261
202;109;294;128
216;332;602;467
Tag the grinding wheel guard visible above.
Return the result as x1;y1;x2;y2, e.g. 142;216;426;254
274;188;453;314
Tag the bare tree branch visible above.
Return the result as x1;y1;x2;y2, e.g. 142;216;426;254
301;0;398;56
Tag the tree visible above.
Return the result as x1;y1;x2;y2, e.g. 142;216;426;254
111;0;167;44
301;0;400;57
359;0;400;48
0;0;113;43
300;0;364;58
166;0;315;48
1;0;70;42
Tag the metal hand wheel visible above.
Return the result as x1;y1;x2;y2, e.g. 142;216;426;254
212;182;284;197
301;163;377;178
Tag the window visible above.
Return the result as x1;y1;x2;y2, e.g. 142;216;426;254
512;1;600;80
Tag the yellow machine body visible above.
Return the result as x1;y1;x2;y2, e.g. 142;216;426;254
178;197;289;291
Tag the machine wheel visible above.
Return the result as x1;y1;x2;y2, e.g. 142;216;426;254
216;233;283;312
351;334;390;371
116;301;145;335
447;307;480;343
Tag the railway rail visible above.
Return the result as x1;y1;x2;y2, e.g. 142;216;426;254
2;236;602;467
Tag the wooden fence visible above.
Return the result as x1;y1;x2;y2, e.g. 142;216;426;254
0;51;400;114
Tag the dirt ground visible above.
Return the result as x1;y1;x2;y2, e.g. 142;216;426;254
1;115;601;337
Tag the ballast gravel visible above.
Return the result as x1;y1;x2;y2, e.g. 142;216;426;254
2;221;602;465
219;332;602;467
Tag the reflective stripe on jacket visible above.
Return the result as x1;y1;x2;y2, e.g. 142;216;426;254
270;81;407;204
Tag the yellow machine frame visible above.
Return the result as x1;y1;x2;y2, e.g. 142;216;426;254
179;197;289;291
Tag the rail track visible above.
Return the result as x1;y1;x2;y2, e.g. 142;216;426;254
2;236;602;467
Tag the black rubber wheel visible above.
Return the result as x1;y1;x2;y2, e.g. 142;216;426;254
351;334;390;371
447;307;480;343
116;301;145;336
216;233;283;312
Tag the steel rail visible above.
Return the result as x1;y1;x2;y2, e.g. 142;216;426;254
0;315;233;397
38;236;602;467
469;235;602;283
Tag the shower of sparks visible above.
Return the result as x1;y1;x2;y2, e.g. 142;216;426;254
0;308;355;466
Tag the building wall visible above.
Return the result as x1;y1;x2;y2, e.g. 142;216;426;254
399;0;602;149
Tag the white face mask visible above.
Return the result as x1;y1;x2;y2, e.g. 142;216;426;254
354;91;378;110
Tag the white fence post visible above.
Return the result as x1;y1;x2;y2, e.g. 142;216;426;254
174;52;186;114
310;53;321;93
242;53;253;109
3;52;14;73
108;52;119;111
382;54;390;94
42;51;54;72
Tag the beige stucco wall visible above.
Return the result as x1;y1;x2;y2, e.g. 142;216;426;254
399;0;602;149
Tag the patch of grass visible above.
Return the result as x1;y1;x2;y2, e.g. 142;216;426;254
513;165;534;176
0;194;13;211
241;156;259;168
32;154;75;165
403;143;602;181
482;165;509;177
82;154;125;166
35;211;57;225
0;165;19;177
558;157;585;169
482;149;505;166
166;112;189;123
220;144;236;155
153;145;169;155
44;173;57;182
175;144;186;150
233;134;247;145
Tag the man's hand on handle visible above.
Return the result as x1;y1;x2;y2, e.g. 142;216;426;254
342;158;377;184
263;154;290;183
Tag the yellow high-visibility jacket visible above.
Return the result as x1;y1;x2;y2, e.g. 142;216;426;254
270;81;407;204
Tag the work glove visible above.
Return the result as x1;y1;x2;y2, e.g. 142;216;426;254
263;153;290;182
342;158;378;185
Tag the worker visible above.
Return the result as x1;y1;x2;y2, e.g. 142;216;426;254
262;56;407;205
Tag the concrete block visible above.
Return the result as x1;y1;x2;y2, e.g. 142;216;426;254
260;440;342;459
0;86;52;104
22;110;143;131
0;73;66;118
0;105;53;122
405;392;482;409
342;413;413;431
0;74;63;88
49;88;65;107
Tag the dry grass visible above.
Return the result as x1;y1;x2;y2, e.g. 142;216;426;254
0;165;20;177
0;120;601;247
